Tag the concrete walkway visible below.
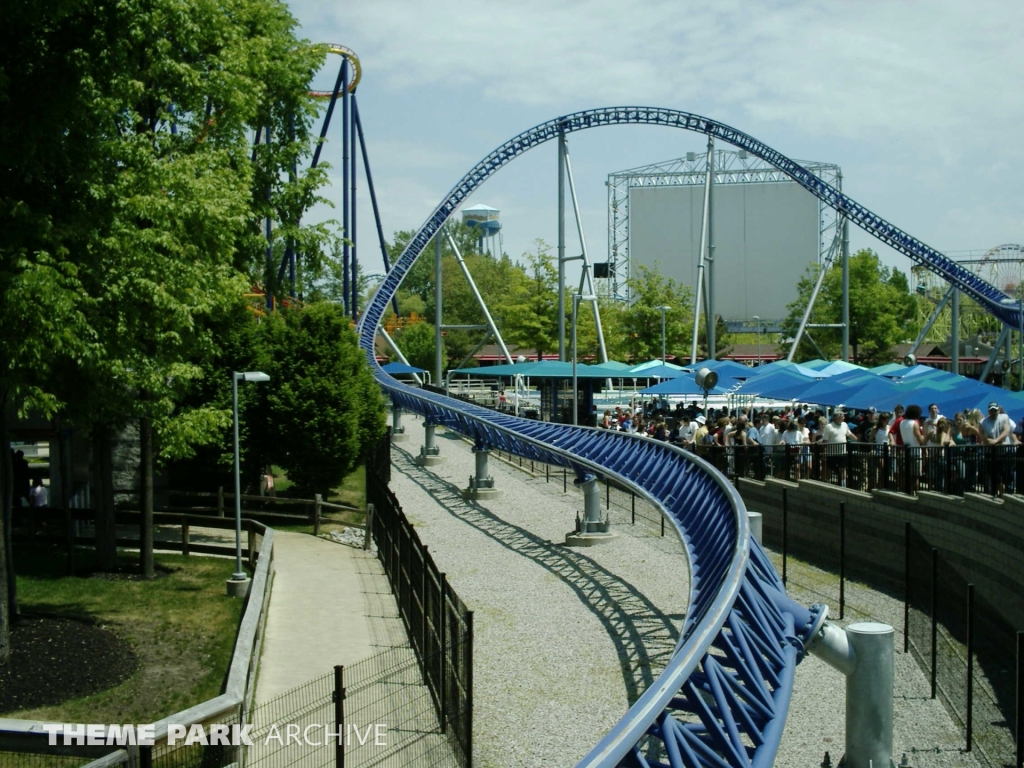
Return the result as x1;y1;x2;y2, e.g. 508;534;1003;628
254;531;407;703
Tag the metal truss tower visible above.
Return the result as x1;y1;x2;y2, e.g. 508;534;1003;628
606;150;841;302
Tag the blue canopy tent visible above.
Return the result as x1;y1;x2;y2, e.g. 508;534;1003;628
630;363;686;379
743;360;825;379
639;376;729;396
630;359;686;373
816;360;866;377
381;361;427;375
796;371;882;407
732;367;821;396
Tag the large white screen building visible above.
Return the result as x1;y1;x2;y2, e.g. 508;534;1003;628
607;151;842;324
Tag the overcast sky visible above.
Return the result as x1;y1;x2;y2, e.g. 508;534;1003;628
286;0;1023;290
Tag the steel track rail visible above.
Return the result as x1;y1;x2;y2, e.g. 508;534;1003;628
357;107;949;766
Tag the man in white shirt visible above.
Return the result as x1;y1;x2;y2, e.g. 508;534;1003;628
758;415;779;447
981;402;1014;496
676;415;695;446
923;403;943;440
822;410;854;485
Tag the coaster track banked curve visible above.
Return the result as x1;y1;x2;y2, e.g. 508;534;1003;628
357;107;971;767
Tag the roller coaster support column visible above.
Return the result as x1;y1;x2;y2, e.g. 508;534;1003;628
807;616;894;768
564;141;609;364
980;325;1010;382
707;137;717;360
349;77;358;319
341;58;350;316
558;129;567;361
566;472;615;547
1019;299;1023;391
415;419;445;467
390;406;406;442
463;443;499;500
841;172;851;362
951;287;960;375
691;136;714;364
435;228;443;384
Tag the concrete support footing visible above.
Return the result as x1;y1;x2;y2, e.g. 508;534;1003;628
463;446;500;499
391;408;407;442
415;422;445;466
565;474;616;546
226;577;251;598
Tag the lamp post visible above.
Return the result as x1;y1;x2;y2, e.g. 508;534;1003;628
658;305;671;362
229;370;270;595
572;294;597;426
752;315;761;366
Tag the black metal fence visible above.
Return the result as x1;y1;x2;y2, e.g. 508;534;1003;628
691;443;1023;497
904;525;1021;768
365;431;473;768
762;495;1023;768
246;646;465;768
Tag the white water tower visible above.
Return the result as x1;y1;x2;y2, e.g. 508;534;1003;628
461;204;503;256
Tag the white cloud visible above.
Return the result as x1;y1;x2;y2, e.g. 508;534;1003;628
293;0;1024;153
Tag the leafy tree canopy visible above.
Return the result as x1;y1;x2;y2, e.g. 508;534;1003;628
781;249;918;365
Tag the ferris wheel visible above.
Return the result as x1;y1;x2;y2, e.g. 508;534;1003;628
966;244;1024;298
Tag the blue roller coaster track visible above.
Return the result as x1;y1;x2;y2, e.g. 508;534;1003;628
357;107;1008;768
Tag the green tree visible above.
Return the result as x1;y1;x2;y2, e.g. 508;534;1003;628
619;264;694;362
502;240;560;360
781;249;917;365
397;322;445;376
257;304;386;497
0;0;331;663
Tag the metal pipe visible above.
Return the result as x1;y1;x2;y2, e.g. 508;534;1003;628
350;82;358;319
951;286;960;376
980;325;1010;382
443;228;514;364
353;97;400;317
707;140;716;360
231;373;244;580
788;231;841;361
690;138;714;364
846;623;895;768
435;229;443;385
1019;299;1023;391
341;60;350;315
558;131;567;361
379;327;423;386
840;170;850;362
310;59;345;169
909;285;954;356
967;583;975;752
564;143;609;363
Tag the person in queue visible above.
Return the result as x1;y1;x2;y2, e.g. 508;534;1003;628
899;404;928;493
981;401;1014;496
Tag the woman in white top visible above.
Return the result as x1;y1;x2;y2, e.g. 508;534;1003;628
899;404;928;492
781;419;807;480
872;412;893;445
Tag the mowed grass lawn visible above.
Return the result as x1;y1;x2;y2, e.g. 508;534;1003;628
10;545;244;723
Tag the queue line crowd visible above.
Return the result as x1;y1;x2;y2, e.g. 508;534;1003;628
596;398;1020;498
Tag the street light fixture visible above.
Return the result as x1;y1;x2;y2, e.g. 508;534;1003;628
572;294;597;426
229;370;270;595
658;306;671;362
752;315;761;366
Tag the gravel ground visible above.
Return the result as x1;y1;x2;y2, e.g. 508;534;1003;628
389;414;982;768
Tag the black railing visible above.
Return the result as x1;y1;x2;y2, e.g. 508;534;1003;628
365;431;473;768
690;442;1023;497
905;524;1020;767
246;647;465;768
